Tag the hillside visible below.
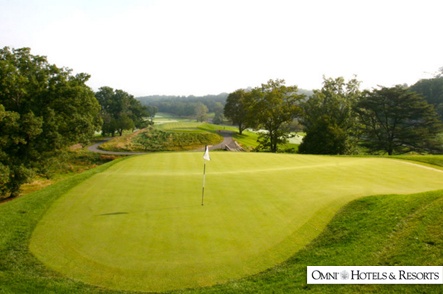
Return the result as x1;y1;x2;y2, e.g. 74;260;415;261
1;154;443;293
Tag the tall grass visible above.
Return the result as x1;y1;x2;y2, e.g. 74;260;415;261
99;127;223;152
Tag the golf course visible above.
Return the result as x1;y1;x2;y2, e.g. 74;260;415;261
27;152;443;292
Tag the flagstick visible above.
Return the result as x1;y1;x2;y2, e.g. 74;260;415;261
201;160;206;206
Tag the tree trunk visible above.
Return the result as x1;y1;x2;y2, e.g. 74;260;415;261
271;133;278;153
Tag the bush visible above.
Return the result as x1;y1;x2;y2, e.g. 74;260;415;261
99;155;118;162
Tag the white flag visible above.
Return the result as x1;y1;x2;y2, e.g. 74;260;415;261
203;145;210;161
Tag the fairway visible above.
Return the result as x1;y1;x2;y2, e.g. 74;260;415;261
30;153;443;292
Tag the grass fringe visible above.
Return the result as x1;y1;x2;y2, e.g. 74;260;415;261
1;156;443;293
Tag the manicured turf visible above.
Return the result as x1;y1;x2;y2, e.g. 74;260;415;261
29;153;443;292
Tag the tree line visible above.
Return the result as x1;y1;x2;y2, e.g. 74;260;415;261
224;75;443;155
0;47;102;198
0;47;155;198
1;46;442;198
137;94;226;122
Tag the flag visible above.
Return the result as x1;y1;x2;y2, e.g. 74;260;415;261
203;145;210;161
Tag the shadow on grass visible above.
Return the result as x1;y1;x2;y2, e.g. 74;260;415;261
97;204;202;216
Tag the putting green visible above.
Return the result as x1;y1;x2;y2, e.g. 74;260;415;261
30;153;443;292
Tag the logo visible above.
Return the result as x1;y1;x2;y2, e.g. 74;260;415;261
340;270;349;280
307;266;443;284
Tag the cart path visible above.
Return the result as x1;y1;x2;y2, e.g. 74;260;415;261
195;130;238;151
87;138;148;155
87;131;238;155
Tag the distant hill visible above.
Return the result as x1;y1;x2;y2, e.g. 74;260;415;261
136;88;313;105
136;93;229;116
136;93;229;105
136;89;313;117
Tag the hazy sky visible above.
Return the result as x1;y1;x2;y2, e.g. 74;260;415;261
1;0;442;96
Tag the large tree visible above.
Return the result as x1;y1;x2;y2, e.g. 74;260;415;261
354;85;443;155
95;87;150;136
298;76;361;155
247;79;304;152
224;89;249;134
0;47;102;197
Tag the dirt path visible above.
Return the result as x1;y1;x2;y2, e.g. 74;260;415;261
87;131;238;155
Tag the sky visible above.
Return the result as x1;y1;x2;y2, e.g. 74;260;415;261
1;0;442;96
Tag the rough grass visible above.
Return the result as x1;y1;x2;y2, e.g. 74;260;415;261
29;153;443;292
0;148;121;204
155;122;204;132
99;127;223;152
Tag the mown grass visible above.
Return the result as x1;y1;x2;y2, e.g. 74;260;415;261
27;154;443;292
153;113;195;123
187;190;443;294
392;155;443;169
0;157;131;294
232;130;259;150
1;156;443;293
153;113;300;152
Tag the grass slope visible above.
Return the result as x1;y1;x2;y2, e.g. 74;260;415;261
100;126;222;152
28;153;443;292
189;190;443;294
393;155;443;170
1;154;443;293
0;157;131;294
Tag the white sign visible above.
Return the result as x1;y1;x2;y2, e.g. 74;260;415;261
307;266;443;284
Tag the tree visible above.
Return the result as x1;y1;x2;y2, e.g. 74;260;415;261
212;112;224;124
128;98;150;130
213;102;224;115
0;47;102;197
146;105;158;122
212;102;224;124
409;76;443;119
137;93;228;118
224;89;249;134
95;87;150;136
115;113;135;136
298;76;361;155
195;103;208;122
354;85;443;155
247;79;304;152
